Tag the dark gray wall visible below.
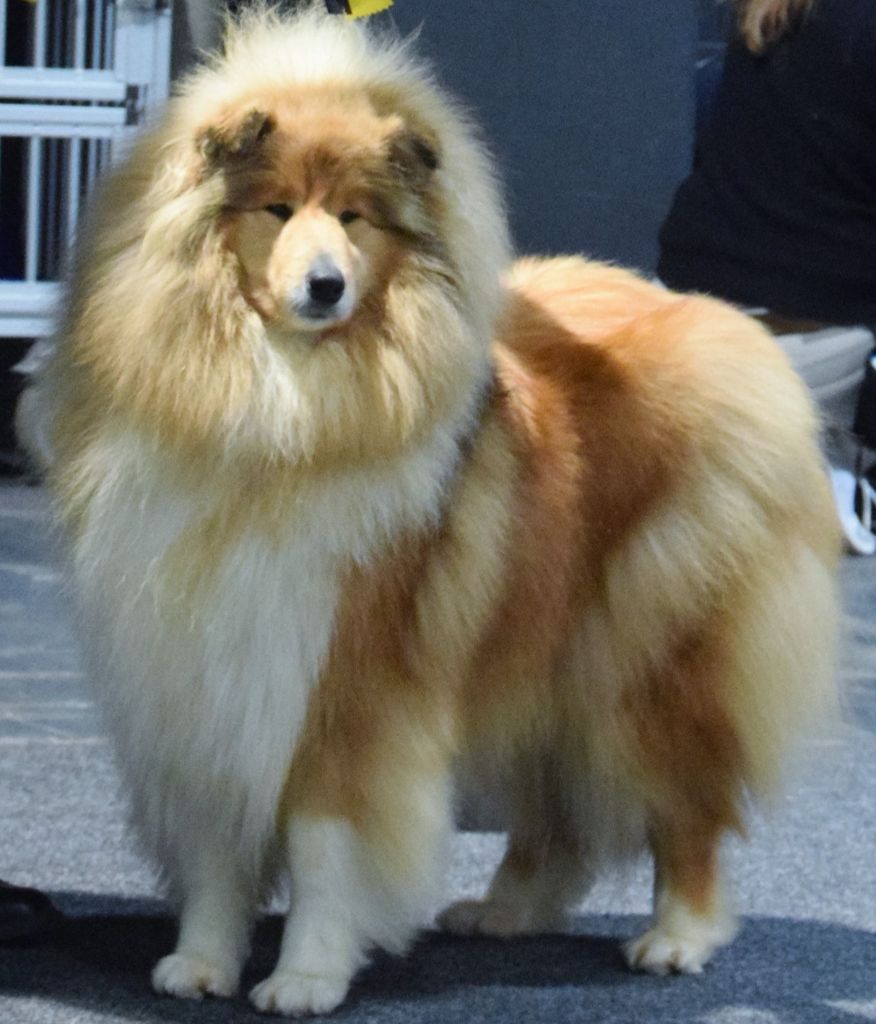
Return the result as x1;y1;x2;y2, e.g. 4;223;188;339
385;0;697;272
697;0;735;42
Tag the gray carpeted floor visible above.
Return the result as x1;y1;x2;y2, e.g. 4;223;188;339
1;482;874;1024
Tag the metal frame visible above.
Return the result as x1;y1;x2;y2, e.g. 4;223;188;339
0;0;173;338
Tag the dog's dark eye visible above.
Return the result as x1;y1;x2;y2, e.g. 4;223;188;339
339;210;360;225
264;203;294;222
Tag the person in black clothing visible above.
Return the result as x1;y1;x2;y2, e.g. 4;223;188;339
659;0;876;550
659;0;876;328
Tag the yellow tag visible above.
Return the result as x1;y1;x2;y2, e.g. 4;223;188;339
347;0;394;18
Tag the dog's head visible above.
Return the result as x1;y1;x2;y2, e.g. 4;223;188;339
194;92;442;338
61;9;510;465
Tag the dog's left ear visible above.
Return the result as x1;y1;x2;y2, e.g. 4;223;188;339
197;108;275;171
387;127;440;189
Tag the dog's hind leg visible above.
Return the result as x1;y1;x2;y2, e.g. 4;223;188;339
439;755;595;937
624;815;737;974
152;841;256;1000
438;826;594;937
620;627;744;975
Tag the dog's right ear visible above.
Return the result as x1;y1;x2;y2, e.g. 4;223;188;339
195;108;275;173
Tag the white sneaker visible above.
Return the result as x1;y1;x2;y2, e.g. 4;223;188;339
830;467;876;555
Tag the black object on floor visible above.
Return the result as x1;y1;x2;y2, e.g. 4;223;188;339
0;881;64;944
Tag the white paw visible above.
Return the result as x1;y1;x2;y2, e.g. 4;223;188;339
250;971;349;1017
152;952;238;999
624;914;736;976
437;898;565;938
624;927;710;975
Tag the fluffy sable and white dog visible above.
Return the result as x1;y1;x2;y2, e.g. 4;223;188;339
20;5;840;1017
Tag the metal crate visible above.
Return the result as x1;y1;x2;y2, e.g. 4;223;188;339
0;0;172;338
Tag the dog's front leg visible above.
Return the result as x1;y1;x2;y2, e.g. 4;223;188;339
249;816;379;1017
251;764;451;1016
152;842;255;1000
250;650;454;1017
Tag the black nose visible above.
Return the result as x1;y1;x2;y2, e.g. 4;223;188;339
307;273;345;306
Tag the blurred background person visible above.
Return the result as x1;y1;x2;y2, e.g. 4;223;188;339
659;0;876;550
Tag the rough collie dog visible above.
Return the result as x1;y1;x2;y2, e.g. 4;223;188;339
23;6;840;1017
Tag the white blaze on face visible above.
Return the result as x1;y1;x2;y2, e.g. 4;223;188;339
268;207;364;333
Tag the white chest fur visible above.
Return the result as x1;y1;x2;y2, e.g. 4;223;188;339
70;430;456;883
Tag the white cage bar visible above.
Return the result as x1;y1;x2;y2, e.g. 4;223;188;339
0;0;173;338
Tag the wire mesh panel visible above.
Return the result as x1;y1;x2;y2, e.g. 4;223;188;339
0;0;172;337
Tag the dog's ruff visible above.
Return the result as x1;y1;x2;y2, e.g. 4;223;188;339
24;5;840;1017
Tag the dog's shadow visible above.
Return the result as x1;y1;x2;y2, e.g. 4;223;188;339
1;892;873;1023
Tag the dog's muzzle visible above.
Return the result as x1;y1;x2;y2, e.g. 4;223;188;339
289;256;353;325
